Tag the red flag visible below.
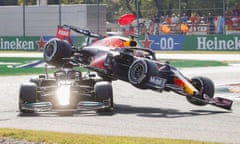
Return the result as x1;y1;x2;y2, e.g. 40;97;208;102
118;13;135;25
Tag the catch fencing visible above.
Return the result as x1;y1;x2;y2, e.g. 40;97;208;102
0;0;240;36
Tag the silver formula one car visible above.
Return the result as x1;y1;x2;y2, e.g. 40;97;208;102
19;62;113;115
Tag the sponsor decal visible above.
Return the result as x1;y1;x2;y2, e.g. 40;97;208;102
37;36;47;51
149;76;166;87
0;36;82;51
197;36;240;50
140;35;184;50
0;38;35;50
141;34;153;48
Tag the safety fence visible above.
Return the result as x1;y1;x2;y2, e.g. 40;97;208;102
0;0;240;36
116;15;239;35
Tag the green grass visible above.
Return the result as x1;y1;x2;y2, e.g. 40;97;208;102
155;50;240;54
0;57;41;63
166;59;228;67
0;66;46;76
0;128;220;144
0;57;228;76
0;57;44;76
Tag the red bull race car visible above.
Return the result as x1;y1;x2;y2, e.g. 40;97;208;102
19;25;233;115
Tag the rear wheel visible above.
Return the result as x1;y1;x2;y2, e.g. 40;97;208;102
128;59;157;89
95;81;113;113
43;38;72;67
19;82;37;113
186;77;215;106
128;59;148;85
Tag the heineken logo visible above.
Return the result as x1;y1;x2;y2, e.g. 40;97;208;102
0;38;35;50
197;37;240;50
0;36;50;51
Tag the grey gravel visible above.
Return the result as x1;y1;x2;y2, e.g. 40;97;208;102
0;138;46;144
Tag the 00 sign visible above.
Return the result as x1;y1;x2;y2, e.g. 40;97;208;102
159;37;174;50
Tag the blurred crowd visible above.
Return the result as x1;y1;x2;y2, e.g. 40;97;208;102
123;12;216;35
122;2;240;35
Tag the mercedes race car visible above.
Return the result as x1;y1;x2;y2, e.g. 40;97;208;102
19;68;113;115
19;25;233;115
19;26;114;115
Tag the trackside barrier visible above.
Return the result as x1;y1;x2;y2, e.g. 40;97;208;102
0;35;240;51
0;36;85;51
138;34;240;51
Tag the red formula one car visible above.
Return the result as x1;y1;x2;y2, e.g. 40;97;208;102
19;25;233;115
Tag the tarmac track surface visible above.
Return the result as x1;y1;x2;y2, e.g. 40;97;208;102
0;65;240;144
0;52;240;143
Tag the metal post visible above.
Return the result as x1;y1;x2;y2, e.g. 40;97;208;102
97;0;99;33
179;0;181;15
136;0;139;34
59;0;62;26
223;0;225;35
23;0;25;36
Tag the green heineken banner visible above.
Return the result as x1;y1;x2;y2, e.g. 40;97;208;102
0;36;39;51
0;36;85;51
1;35;240;51
138;34;240;51
183;35;240;51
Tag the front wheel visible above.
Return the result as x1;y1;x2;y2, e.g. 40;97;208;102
95;81;113;113
19;82;37;113
186;77;215;106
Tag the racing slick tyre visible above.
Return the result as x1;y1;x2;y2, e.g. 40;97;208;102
186;77;215;106
95;81;113;113
43;38;73;67
19;82;37;114
128;59;156;89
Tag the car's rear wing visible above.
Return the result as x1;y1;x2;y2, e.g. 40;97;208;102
62;24;103;39
61;24;104;46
